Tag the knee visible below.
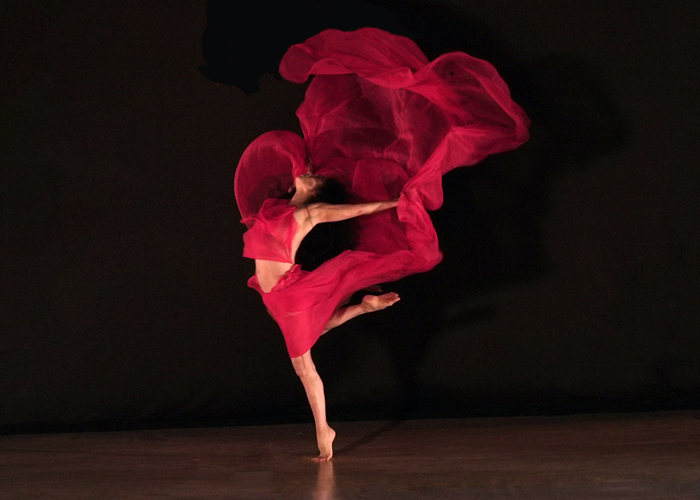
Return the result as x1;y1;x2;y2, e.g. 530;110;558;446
291;354;316;379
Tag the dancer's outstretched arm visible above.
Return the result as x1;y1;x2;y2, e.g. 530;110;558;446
305;199;398;224
290;199;399;260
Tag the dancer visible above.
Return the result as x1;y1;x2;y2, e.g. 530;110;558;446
235;28;530;461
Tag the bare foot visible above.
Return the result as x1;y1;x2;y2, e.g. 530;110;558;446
315;426;336;462
361;292;400;312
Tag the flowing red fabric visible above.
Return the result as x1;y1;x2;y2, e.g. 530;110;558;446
235;28;530;358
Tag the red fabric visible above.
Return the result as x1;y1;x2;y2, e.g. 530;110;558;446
235;28;530;358
242;198;297;264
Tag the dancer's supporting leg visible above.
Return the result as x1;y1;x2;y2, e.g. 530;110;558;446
291;292;400;461
291;351;336;462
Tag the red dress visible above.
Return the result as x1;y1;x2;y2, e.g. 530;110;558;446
235;28;530;358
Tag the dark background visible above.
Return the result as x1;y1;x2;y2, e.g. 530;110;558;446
2;0;698;432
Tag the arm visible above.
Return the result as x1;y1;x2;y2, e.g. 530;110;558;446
307;199;398;224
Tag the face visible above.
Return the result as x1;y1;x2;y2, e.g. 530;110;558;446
293;173;326;198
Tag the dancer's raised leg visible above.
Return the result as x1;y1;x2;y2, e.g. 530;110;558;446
323;292;400;333
291;351;336;461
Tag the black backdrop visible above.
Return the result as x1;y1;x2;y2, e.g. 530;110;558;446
2;0;698;432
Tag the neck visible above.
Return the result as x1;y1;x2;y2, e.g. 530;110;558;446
288;193;307;207
289;188;314;207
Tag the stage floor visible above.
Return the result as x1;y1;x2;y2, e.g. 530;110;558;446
1;411;699;499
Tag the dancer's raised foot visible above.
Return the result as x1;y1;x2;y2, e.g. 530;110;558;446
361;292;400;312
315;426;336;462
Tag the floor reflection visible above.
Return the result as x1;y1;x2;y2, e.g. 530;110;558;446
314;461;337;500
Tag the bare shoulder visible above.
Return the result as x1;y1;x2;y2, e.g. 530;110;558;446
293;203;329;228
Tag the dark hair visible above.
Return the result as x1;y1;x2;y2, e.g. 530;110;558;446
294;178;356;271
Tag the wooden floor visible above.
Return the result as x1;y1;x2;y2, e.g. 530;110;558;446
1;412;699;499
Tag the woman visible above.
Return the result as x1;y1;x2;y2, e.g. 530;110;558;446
244;169;400;461
235;28;530;461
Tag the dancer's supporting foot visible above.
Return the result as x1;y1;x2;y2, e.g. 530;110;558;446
315;426;336;462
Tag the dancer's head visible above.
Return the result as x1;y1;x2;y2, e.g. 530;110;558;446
291;174;350;207
303;176;348;206
292;173;326;204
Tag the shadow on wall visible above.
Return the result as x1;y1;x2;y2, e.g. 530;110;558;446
203;0;630;419
200;0;410;94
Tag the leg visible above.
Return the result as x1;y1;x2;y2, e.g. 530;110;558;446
291;351;336;461
323;292;400;333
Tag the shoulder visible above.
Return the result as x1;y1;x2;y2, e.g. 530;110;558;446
293;202;332;228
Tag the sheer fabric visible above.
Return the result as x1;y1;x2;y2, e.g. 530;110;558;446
236;28;530;357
